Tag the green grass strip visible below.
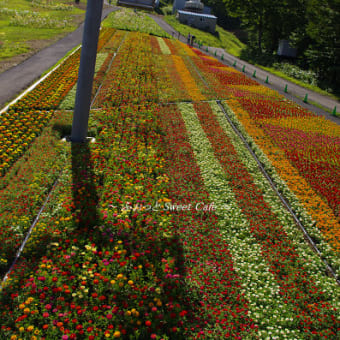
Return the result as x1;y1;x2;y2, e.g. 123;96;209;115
102;8;170;38
164;15;244;57
157;37;171;55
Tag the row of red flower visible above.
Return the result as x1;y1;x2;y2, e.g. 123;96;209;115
192;102;338;338
0;33;201;339
189;47;340;253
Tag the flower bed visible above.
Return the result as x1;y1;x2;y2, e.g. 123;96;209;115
0;29;339;340
8;50;81;112
190;47;340;256
0;110;71;272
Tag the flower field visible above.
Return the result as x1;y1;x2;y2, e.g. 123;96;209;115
189;48;340;256
0;25;339;340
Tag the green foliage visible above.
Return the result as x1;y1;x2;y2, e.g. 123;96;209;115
215;0;340;92
272;62;318;86
303;0;340;89
164;15;245;57
0;41;29;60
8;10;72;28
102;8;170;37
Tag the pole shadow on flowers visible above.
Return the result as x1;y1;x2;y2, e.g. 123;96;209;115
71;140;99;231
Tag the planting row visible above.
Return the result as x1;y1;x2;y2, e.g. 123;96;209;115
0;28;122;176
1;97;338;338
189;47;340;256
177;101;339;338
0;30;338;339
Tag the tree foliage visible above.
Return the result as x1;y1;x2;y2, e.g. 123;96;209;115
203;0;340;90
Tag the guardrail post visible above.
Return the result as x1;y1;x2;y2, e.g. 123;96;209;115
303;93;308;103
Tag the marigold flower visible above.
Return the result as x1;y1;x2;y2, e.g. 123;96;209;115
26;325;34;332
113;330;121;338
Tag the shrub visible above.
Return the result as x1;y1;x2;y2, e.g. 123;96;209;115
272;62;318;86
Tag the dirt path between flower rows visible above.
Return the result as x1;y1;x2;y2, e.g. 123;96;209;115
149;14;340;126
0;4;118;110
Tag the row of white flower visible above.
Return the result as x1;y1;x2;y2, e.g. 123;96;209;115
157;37;171;55
31;0;73;11
213;100;340;307
220;100;340;279
179;102;304;339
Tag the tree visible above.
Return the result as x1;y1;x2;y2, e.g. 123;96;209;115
303;0;340;87
222;0;278;52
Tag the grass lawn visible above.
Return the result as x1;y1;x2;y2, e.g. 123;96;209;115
0;0;86;71
102;7;170;37
164;15;245;57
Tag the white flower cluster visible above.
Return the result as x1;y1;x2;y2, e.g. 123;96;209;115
7;10;71;29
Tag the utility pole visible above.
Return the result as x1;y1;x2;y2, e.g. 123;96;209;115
71;0;103;143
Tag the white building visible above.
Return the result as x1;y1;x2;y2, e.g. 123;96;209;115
177;10;217;33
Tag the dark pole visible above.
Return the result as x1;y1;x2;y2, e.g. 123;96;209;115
71;0;103;143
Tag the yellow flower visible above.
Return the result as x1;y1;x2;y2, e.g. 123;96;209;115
113;331;121;338
27;325;34;332
25;297;34;304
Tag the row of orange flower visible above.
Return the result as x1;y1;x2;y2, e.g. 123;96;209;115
190;47;340;254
